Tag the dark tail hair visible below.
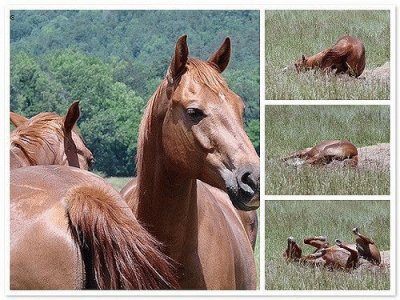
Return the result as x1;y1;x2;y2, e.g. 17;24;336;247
66;185;179;289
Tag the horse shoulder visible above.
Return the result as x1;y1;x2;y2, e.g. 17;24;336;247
196;181;256;289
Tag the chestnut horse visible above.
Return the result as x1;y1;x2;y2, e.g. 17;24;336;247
282;140;358;167
11;165;178;289
120;179;259;250
123;35;260;289
10;101;94;170
294;36;366;77
284;228;381;271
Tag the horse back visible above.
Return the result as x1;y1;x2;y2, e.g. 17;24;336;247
323;141;358;158
322;36;365;76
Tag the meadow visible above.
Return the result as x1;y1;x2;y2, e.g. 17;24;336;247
265;105;390;195
265;10;390;100
265;200;390;290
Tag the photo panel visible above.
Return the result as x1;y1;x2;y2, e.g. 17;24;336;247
265;200;390;290
265;10;390;100
264;105;390;195
9;10;261;292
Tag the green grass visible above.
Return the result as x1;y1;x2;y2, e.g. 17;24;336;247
265;200;390;290
265;106;390;195
105;176;132;191
265;10;390;99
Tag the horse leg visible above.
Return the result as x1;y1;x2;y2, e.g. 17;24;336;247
305;153;327;165
299;248;327;267
353;227;381;265
335;239;359;269
284;237;302;261
304;236;329;251
349;155;358;167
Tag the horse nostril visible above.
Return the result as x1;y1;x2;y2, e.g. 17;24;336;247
240;172;256;194
237;169;259;201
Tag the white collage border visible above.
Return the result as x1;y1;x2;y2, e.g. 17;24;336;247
1;2;398;299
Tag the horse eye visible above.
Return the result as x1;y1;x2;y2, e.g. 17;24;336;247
186;108;205;122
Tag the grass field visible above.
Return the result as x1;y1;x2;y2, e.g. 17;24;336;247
265;105;390;195
265;10;390;100
105;176;132;191
265;200;390;290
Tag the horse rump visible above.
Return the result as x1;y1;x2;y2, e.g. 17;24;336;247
66;185;178;289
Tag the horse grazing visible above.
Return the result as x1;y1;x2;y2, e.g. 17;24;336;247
11;165;179;289
120;179;259;251
282;140;358;167
123;35;260;289
10;101;94;170
283;228;382;271
294;36;366;77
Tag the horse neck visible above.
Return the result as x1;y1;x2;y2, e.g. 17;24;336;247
135;84;199;260
308;49;330;68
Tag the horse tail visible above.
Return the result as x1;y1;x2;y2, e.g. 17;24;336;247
66;185;179;289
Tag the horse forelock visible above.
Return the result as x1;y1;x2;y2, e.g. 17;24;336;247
186;58;229;94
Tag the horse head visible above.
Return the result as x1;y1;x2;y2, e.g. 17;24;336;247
294;54;310;73
150;35;260;211
10;101;94;169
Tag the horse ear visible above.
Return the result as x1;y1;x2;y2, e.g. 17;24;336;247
10;112;28;127
167;35;189;83
302;55;306;62
208;37;231;73
64;101;80;133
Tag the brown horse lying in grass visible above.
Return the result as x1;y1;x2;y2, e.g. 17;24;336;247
284;228;383;271
10;101;94;170
294;36;366;77
282;140;358;167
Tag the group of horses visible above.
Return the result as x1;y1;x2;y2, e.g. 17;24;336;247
283;227;387;272
10;35;260;290
284;35;366;78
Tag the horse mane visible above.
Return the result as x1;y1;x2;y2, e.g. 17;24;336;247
66;185;179;289
10;112;64;165
136;57;229;180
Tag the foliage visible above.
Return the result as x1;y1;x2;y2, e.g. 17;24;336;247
10;10;260;176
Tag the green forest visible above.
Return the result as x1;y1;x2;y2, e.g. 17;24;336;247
10;10;260;176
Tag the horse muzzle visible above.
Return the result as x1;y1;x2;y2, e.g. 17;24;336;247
226;165;260;211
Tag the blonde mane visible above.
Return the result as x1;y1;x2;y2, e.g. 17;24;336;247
11;112;65;165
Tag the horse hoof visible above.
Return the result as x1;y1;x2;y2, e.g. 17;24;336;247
352;227;359;234
335;239;342;245
288;236;295;242
317;235;327;241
